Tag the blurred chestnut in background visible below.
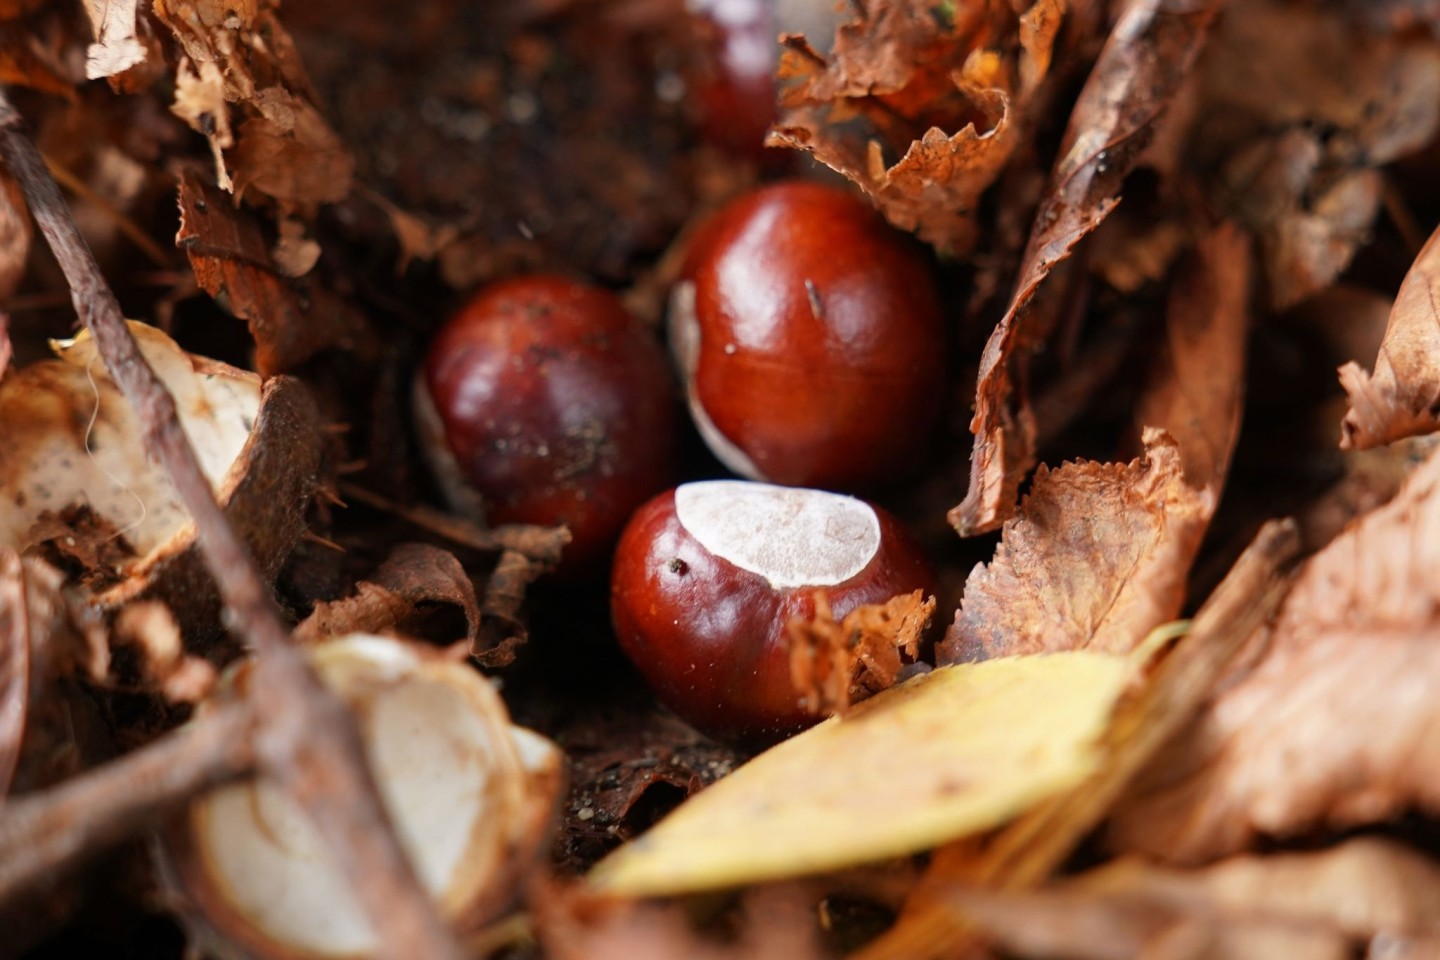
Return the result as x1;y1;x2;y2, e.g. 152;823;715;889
670;180;946;491
611;480;936;742
417;276;676;574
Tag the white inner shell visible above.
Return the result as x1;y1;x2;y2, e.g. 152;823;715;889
193;635;549;957
0;323;258;559
674;480;881;588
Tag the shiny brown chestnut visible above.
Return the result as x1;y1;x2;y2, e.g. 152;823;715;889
610;479;936;741
670;181;945;491
690;0;779;162
417;276;676;573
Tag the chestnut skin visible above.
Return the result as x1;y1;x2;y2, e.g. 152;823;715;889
691;0;779;162
610;480;936;742
420;276;676;573
671;180;946;491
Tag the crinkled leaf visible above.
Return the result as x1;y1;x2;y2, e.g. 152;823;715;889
770;0;1065;254
936;838;1440;960
1341;223;1440;449
951;0;1222;536
1112;445;1440;863
940;433;1213;663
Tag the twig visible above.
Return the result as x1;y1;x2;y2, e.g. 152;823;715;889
0;92;465;959
0;701;255;905
339;480;571;565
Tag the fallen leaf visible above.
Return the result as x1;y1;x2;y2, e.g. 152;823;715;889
1134;223;1250;491
1111;444;1440;863
588;650;1140;897
951;0;1222;537
770;0;1066;254
1341;223;1440;450
176;170;376;374
933;837;1440;960
939;432;1213;663
1198;1;1440;308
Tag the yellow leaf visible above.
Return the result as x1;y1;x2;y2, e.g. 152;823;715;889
589;651;1137;897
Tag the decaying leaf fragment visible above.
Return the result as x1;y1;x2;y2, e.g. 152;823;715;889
935;837;1440;960
0;321;320;632
1112;444;1440;863
786;589;935;718
81;0;148;79
1341;223;1440;450
940;433;1213;664
176;170;375;375
589;650;1140;897
951;0;1222;537
769;0;1066;253
162;633;564;960
293;542;481;649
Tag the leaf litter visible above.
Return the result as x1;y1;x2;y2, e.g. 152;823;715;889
4;0;1440;956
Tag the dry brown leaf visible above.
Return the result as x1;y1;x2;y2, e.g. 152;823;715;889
1199;1;1440;309
1341;223;1440;449
1134;223;1250;490
860;523;1298;960
770;0;1065;254
951;0;1221;537
934;838;1440;960
293;543;481;649
1111;443;1440;863
153;0;353;213
176;170;375;374
939;432;1212;663
786;589;935;718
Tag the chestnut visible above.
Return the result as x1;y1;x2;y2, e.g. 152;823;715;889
670;181;946;491
417;276;676;573
610;479;936;741
690;0;779;162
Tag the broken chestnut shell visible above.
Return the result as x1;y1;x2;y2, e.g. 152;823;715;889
417;276;677;573
0;322;320;637
161;633;564;960
670;180;946;491
610;480;936;741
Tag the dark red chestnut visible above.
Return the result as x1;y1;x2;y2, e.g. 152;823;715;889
670;181;945;491
417;276;676;573
610;479;936;741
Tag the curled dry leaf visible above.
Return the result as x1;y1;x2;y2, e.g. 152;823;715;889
161;633;564;960
786;589;935;718
1199;0;1440;309
589;650;1141;897
769;0;1065;254
293;542;481;649
951;0;1222;537
0;321;320;635
940;433;1214;664
936;837;1440;960
1341;223;1440;450
176;170;376;375
1111;444;1440;863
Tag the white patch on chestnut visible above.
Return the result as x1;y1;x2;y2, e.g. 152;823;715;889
674;480;881;588
667;282;765;481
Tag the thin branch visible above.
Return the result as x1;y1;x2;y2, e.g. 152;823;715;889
0;701;256;904
0;92;464;960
